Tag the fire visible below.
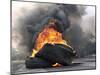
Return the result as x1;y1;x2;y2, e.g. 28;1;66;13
31;26;70;57
31;18;71;67
36;27;66;49
52;63;62;67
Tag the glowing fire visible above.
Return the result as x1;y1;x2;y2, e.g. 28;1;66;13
31;26;70;57
31;19;71;67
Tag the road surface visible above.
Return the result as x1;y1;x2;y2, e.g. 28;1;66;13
11;55;96;74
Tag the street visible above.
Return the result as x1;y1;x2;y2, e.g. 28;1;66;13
11;55;96;74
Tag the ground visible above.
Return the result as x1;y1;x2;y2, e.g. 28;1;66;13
11;54;96;74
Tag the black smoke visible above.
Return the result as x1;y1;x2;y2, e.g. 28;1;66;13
12;1;95;60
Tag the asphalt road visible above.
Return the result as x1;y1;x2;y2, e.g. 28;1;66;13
11;55;96;74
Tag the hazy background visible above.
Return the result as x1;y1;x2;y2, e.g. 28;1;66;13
12;1;96;60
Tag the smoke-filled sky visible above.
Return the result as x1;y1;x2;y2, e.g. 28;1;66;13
81;6;95;37
12;1;95;59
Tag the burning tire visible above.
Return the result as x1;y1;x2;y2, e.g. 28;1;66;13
25;57;52;69
25;17;76;68
35;43;76;65
25;43;76;68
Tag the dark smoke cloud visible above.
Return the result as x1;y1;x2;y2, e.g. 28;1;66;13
12;1;95;60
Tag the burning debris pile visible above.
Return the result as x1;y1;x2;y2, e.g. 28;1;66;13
25;18;76;68
25;44;76;68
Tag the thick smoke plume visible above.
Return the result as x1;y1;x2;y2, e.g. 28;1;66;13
12;1;95;60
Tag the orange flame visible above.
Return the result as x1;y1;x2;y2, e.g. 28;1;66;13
31;19;71;67
31;26;70;57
